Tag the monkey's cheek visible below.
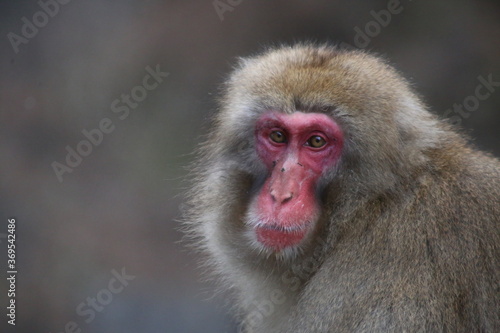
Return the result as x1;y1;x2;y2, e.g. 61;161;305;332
255;227;308;252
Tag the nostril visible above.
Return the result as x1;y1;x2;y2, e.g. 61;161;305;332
281;192;293;204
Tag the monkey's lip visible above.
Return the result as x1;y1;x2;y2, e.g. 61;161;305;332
255;224;309;251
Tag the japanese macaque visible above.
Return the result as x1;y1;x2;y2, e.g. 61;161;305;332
184;44;500;332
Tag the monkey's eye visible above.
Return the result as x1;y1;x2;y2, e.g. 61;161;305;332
306;135;327;148
270;130;287;144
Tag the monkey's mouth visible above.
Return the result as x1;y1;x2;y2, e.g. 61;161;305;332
254;223;310;251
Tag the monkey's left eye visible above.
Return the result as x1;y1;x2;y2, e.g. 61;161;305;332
306;136;327;148
270;131;287;144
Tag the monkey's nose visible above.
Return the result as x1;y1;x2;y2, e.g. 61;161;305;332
270;189;294;204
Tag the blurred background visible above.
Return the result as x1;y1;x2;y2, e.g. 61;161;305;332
0;1;499;332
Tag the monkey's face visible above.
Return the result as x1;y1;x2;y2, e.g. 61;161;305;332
245;111;344;253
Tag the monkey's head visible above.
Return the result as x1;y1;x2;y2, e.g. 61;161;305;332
189;44;443;261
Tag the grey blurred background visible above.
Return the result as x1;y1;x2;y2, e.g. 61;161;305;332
0;1;499;332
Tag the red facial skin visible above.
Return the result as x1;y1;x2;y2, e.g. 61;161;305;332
253;111;343;252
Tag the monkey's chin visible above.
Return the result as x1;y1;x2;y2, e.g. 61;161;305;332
254;225;309;252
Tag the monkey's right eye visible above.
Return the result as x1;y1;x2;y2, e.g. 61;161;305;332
269;131;287;144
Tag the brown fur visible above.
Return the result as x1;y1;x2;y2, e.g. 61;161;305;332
184;44;500;332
